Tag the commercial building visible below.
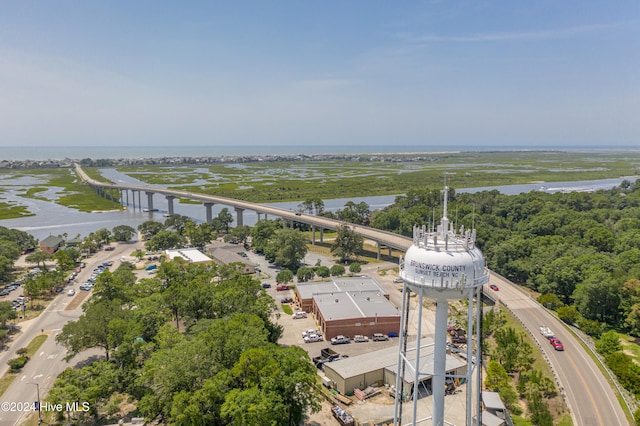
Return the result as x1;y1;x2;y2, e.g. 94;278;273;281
295;277;400;339
323;343;466;397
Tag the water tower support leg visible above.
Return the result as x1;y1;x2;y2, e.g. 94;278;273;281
433;299;449;426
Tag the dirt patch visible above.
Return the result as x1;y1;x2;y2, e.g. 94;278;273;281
65;289;91;310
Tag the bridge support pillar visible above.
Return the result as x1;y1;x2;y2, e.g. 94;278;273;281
235;207;244;227
311;226;316;245
145;191;155;211
257;212;261;222
204;203;215;223
388;247;392;257
166;195;176;216
320;228;324;243
377;242;381;260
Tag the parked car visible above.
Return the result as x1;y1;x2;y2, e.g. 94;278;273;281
261;283;271;289
292;311;308;319
280;297;293;304
330;335;351;345
304;334;323;343
393;277;403;283
67;289;76;296
276;284;290;291
302;329;321;338
353;335;369;343
489;284;499;291
372;333;389;341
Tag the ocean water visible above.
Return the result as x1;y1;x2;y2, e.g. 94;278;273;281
2;144;639;161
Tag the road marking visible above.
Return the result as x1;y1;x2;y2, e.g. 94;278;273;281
33;374;43;380
47;353;59;360
39;351;45;357
20;375;26;382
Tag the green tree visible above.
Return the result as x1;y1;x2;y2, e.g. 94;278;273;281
276;269;294;285
331;224;363;262
94;227;112;244
596;330;621;355
138;220;165;240
25;251;52;271
316;266;331;278
112;224;137;242
0;301;17;328
330;264;345;277
217;208;234;233
265;229;308;271
251;220;277;253
146;230;186;251
183;221;214;248
296;267;315;282
52;248;78;272
573;271;621;324
557;306;580;325
56;299;128;361
349;262;362;274
164;215;192;235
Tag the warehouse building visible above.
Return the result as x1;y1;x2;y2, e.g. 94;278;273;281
323;342;466;397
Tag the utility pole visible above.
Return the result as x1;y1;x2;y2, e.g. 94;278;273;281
28;382;42;425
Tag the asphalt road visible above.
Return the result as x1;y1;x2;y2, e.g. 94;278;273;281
488;273;630;426
0;241;141;426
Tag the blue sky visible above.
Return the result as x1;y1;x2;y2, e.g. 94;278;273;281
0;1;638;148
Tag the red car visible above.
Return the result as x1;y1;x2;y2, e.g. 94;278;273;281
549;337;564;351
276;284;290;291
489;284;499;291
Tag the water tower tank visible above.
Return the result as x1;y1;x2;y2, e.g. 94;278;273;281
400;220;488;299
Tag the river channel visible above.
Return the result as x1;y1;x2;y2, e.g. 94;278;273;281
0;175;636;241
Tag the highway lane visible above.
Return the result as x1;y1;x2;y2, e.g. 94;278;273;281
0;243;139;426
487;273;630;426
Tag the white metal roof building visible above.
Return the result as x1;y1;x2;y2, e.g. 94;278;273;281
323;342;466;397
165;248;212;263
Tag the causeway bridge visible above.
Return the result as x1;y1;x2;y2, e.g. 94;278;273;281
75;164;412;258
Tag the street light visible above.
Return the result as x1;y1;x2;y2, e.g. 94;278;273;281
28;382;42;425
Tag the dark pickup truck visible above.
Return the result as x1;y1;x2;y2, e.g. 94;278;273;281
312;347;340;370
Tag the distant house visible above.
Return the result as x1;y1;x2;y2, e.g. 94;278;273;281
65;236;84;248
40;235;64;254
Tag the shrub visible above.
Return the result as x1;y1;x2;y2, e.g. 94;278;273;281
8;356;28;371
557;306;580;325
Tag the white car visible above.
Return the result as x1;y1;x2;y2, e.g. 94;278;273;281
67;289;76;296
302;329;321;338
354;335;369;343
304;334;323;343
292;311;308;319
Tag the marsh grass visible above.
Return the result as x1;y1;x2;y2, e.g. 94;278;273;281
2;151;640;218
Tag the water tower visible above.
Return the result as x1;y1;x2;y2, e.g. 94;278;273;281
394;184;489;426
